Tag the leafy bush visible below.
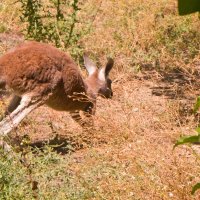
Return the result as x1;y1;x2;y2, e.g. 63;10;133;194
18;0;87;59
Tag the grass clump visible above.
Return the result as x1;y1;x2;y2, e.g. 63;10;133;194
0;145;73;199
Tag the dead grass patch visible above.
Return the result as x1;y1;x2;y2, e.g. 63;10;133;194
0;0;200;199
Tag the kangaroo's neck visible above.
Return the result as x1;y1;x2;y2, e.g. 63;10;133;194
61;62;97;113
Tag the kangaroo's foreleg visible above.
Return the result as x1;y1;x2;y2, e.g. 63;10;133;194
70;110;94;128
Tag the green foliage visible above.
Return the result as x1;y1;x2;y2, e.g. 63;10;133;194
0;145;77;199
177;0;200;195
174;127;200;148
0;148;34;199
174;134;200;148
156;18;200;61
192;183;200;195
193;96;200;114
0;145;137;199
175;129;200;195
178;0;200;15
175;97;200;194
18;0;86;59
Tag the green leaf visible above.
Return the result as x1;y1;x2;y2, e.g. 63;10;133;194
193;96;200;114
196;127;200;134
174;135;200;148
192;182;200;195
178;0;200;15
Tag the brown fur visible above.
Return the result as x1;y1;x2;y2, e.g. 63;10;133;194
0;42;84;97
0;41;114;135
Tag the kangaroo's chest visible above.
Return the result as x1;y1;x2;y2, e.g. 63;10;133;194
45;85;87;112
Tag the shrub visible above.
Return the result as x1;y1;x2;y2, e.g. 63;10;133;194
18;0;87;59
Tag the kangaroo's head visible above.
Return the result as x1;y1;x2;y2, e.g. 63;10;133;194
83;54;114;100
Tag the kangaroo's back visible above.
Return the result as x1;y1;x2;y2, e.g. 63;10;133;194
0;41;84;96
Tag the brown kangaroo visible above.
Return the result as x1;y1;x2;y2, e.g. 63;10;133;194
0;41;114;136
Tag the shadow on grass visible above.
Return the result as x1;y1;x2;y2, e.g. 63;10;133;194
29;134;77;154
9;134;83;155
139;63;200;100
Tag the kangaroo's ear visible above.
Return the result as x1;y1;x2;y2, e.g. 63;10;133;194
83;53;97;76
105;57;114;77
98;57;114;82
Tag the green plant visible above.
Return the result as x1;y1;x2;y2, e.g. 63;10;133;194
18;0;85;59
175;96;200;195
156;18;200;62
175;0;200;195
178;0;200;15
194;96;200;114
0;144;72;199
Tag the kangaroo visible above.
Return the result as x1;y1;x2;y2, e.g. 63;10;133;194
0;41;114;136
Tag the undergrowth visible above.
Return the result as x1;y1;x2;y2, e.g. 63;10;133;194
17;0;87;60
0;0;200;199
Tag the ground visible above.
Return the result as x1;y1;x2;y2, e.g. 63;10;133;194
2;62;200;199
0;0;200;199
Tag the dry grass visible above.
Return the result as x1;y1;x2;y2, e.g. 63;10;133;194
0;0;200;199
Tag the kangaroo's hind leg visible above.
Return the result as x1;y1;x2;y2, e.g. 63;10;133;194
0;71;62;151
0;93;45;136
0;93;46;151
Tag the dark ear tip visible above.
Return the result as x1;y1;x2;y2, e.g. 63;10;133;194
107;57;114;64
106;57;114;68
105;57;114;76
